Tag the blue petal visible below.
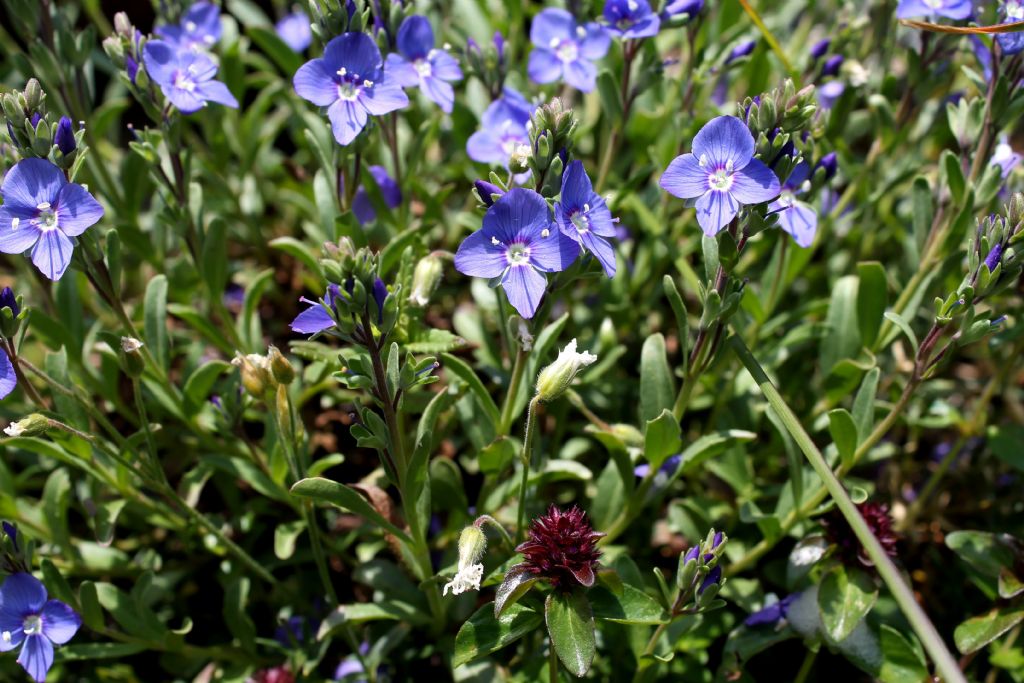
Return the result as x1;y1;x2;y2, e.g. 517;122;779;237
421;76;455;113
182;1;222;45
55;182;104;237
482;188;550;245
327;99;368;146
17;634;54;683
530;225;580;273
731;158;780;204
580;231;617;278
0;208;43;255
531;8;575;47
429;50;463;82
502;265;547;319
0;347;17;400
397;15;434;60
40;599;81;645
454;229;508;279
196;80;239;109
141;41;180;91
784;161;811;191
360;79;409;116
0;573;48;618
564;59;597;92
384;54;420;88
528;48;563;85
294;58;340;107
324;32;382;77
290;301;335;335
276;12;312;52
691;116;754;170
695;190;738;236
1;158;66;212
559;160;593;211
660;153;707;199
31;229;74;281
775;200;818;248
579;24;611;60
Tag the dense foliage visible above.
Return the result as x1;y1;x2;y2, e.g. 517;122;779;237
1;0;1023;681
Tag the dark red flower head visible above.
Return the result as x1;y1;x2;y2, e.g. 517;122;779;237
249;666;294;683
516;505;604;589
822;501;898;567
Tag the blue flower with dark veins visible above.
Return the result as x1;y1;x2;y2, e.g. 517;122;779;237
0;573;82;682
385;16;463;113
144;41;238;114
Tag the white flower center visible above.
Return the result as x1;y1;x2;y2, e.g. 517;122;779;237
22;614;42;636
185;20;198;32
1010;1;1024;20
442;563;483;596
415;59;432;77
570;207;591;234
708;167;734;192
554;39;579;63
778;191;795;208
36;204;58;230
173;69;197;92
1;631;10;643
335;68;367;101
507;243;531;265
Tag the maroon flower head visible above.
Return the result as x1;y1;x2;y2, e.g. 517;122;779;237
516;505;604;589
822;501;898;567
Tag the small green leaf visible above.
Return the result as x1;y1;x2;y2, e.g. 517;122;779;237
827;408;858;469
144;274;169;370
954;604;1024;654
440;352;501;430
545;588;596;677
643;409;682;471
494;565;539;618
589;584;669;625
852;367;880;442
291;477;413;544
640;333;675;424
820;275;860;373
453;602;543;668
942;148;966;204
856;262;888;347
883;311;919;355
818;565;878;643
879;625;928;683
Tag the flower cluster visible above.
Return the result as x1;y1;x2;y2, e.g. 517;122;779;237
514;505;604;589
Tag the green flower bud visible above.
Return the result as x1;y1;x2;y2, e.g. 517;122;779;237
409;254;444;307
233;353;273;397
24;79;42;112
3;413;51;438
535;338;597;402
268;346;296;385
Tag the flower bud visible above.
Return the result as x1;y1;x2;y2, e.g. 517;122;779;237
114;11;133;36
24;79;42;112
509;143;532;174
822;54;844;77
3;413;51;438
409;254;443;306
726;40;756;65
443;525;487;596
119;337;146;378
268;346;296;385
816;152;837;181
474;179;504;207
809;38;831;60
535;339;597;402
55;116;75;155
233;353;273;397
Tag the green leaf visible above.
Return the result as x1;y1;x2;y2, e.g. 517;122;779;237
643;409;682;471
879;625;928;683
945;530;1020;580
144;274;169;370
494;565;539;618
290;477;413;544
183;360;231;416
440;352;501;431
479;438;517;474
589;584;669;625
60;642;148;660
856;262;888;347
453;602;543;668
818;565;878;643
827;408;858;469
545;588;596;677
640;333;675;424
247;25;304;75
677;429;757;477
596;69;623;121
883;311;919;356
852;367;880;442
820;275;860;373
942;148;966;204
954;604;1024;654
201;218;228;295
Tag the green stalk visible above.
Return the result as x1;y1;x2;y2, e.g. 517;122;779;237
499;347;529;435
729;335;965;683
516;396;541;544
549;638;560;683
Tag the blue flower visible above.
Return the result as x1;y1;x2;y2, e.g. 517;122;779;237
0;158;104;280
0;347;16;400
895;0;971;19
352;165;402;225
633;454;682;479
291;283;343;336
155;1;222;51
454;188;579;319
0;287;20;317
603;0;661;39
527;9;610;92
466;88;534;166
769;162;818;248
809;38;831;60
0;573;82;682
726;40;756;64
384;16;463;114
998;2;1024;55
54;117;75;156
817;80;845;109
661;0;703;21
276;11;313;53
744;592;799;627
555;161;618;277
293;32;408;146
143;41;238;114
659;116;780;236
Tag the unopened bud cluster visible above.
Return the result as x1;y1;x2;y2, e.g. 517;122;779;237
677;529;728;609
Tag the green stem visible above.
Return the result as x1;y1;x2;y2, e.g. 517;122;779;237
549;637;560;683
729;335;965;683
516;397;541;544
499;347;529;435
793;647;818;683
174;493;275;584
